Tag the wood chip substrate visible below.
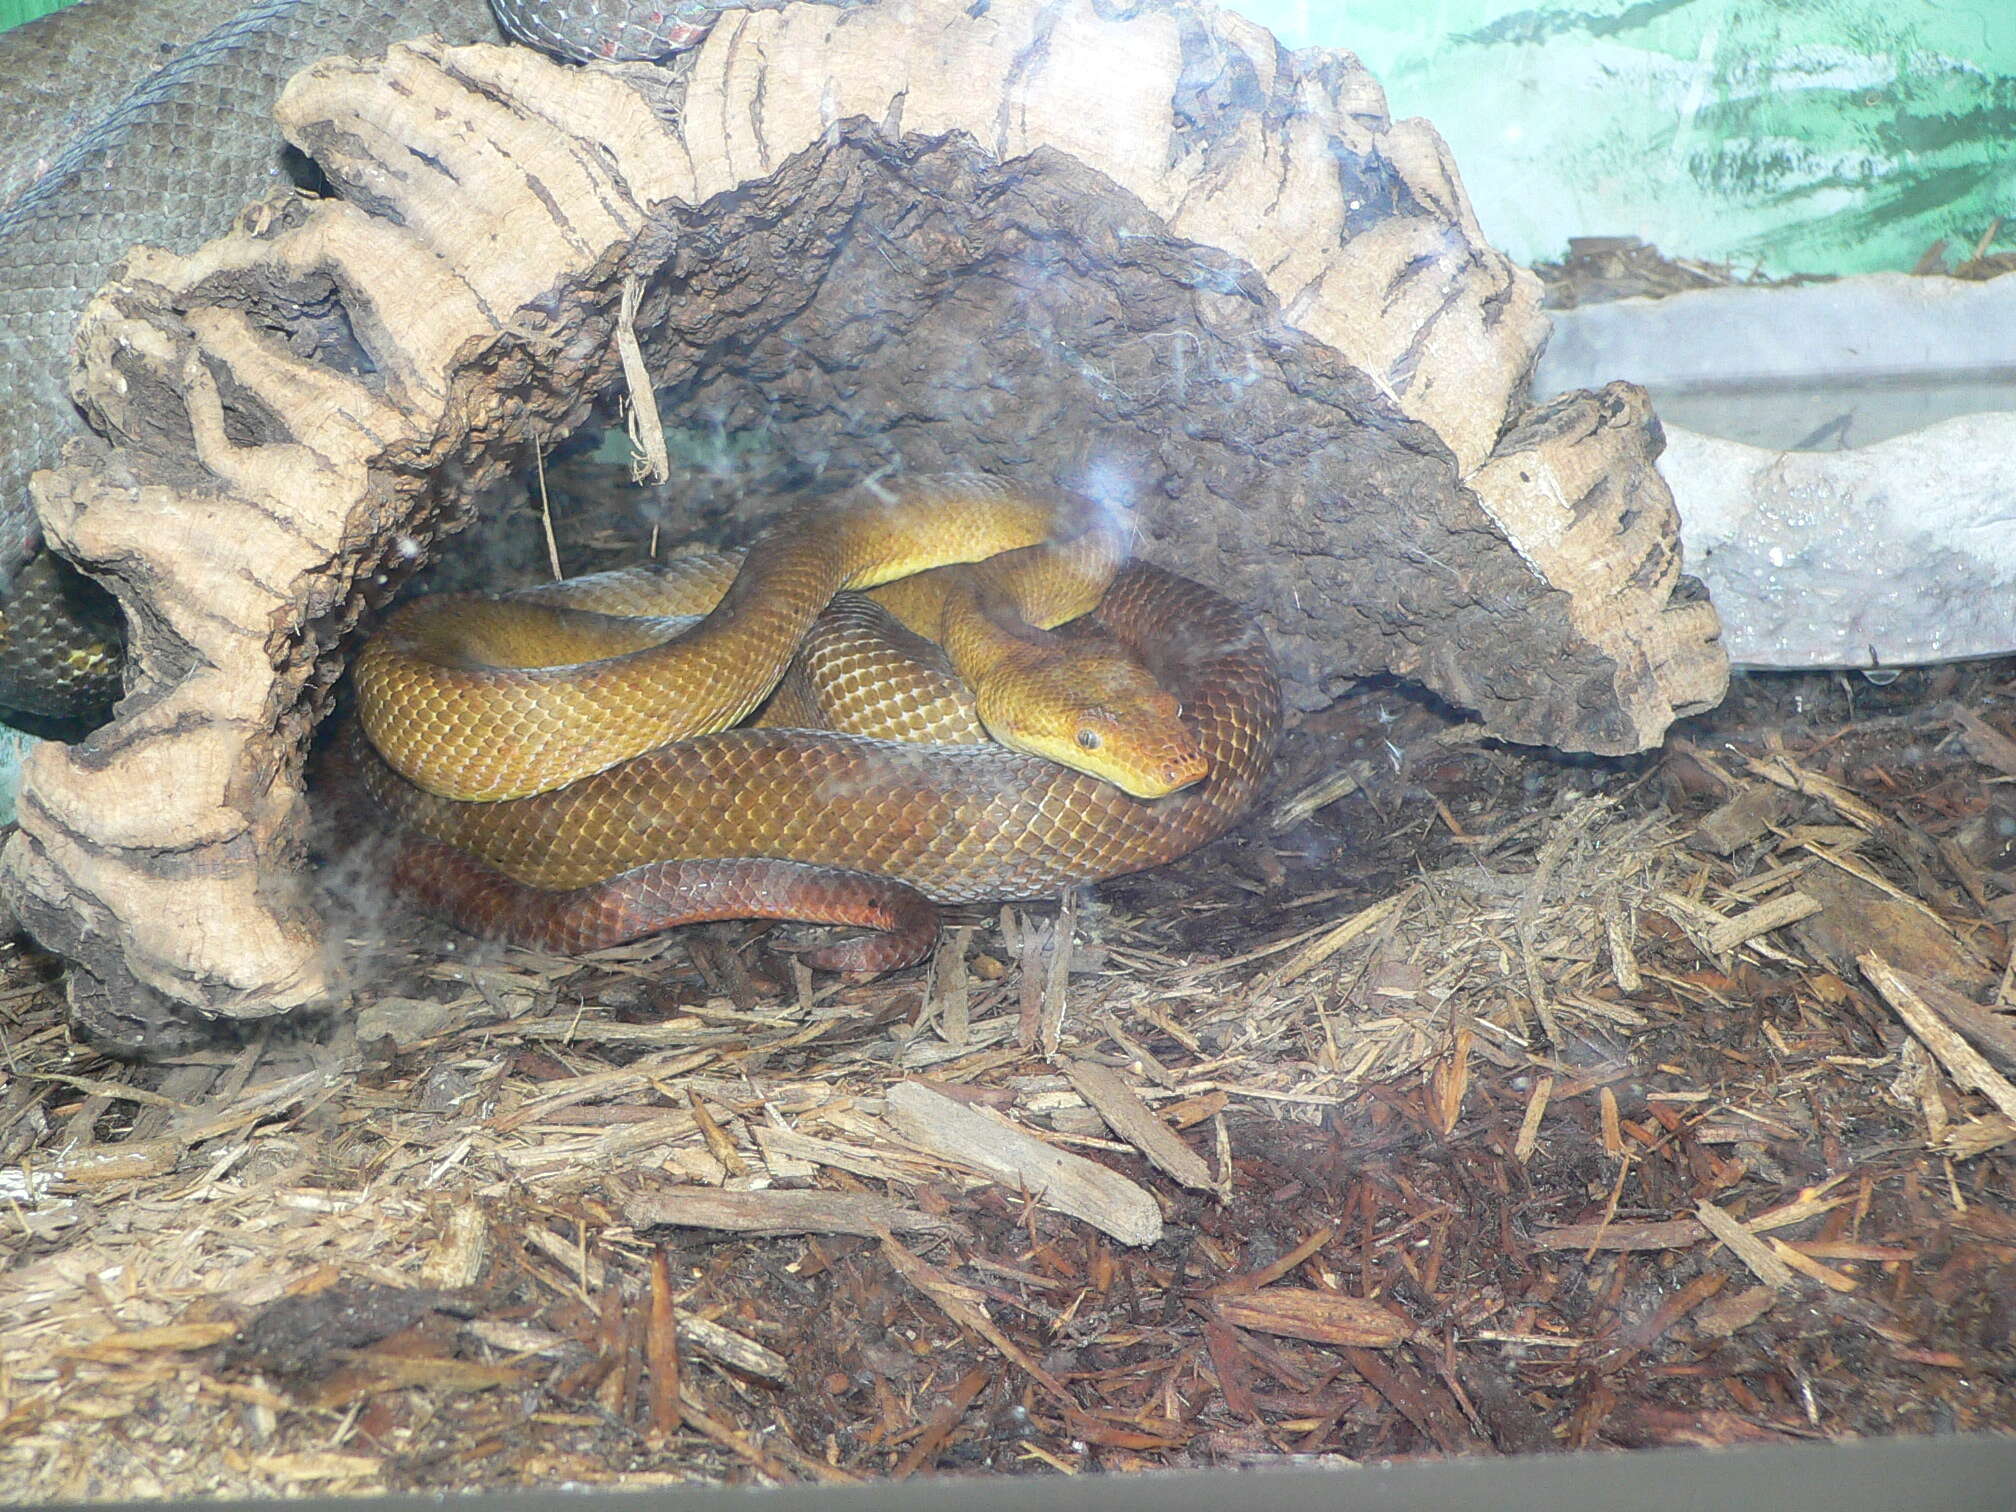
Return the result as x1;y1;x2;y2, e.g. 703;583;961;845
3;560;2015;1494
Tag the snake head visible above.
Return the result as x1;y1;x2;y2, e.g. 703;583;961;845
979;646;1209;799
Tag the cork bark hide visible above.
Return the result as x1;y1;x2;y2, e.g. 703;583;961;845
0;0;1727;1049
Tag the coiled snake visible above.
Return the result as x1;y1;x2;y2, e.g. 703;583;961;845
350;481;1281;970
5;4;1279;966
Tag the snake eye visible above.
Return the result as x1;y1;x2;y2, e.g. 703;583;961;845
1076;728;1102;751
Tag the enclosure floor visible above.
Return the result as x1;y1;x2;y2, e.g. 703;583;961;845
3;646;2014;1497
3;458;2013;1496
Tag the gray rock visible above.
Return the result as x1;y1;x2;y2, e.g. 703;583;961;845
1537;272;2016;668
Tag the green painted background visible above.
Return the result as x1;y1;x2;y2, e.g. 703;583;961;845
4;0;2012;273
1235;0;2015;276
0;0;59;26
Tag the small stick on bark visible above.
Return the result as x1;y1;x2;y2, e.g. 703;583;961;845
646;1247;682;1437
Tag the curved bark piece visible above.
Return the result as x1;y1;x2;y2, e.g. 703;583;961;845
2;44;692;1046
0;0;1724;1046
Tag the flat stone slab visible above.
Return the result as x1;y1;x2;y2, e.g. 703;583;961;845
1538;272;2016;393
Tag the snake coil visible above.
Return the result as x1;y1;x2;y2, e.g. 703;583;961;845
355;559;1281;969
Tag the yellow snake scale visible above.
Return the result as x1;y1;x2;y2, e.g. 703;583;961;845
351;486;1281;970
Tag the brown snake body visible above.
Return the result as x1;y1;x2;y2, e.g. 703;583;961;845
356;560;1280;967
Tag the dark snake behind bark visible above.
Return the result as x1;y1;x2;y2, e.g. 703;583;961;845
0;0;794;727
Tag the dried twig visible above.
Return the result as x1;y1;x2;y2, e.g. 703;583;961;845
882;1082;1161;1246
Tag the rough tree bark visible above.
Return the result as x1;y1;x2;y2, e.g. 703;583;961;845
0;0;1726;1049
